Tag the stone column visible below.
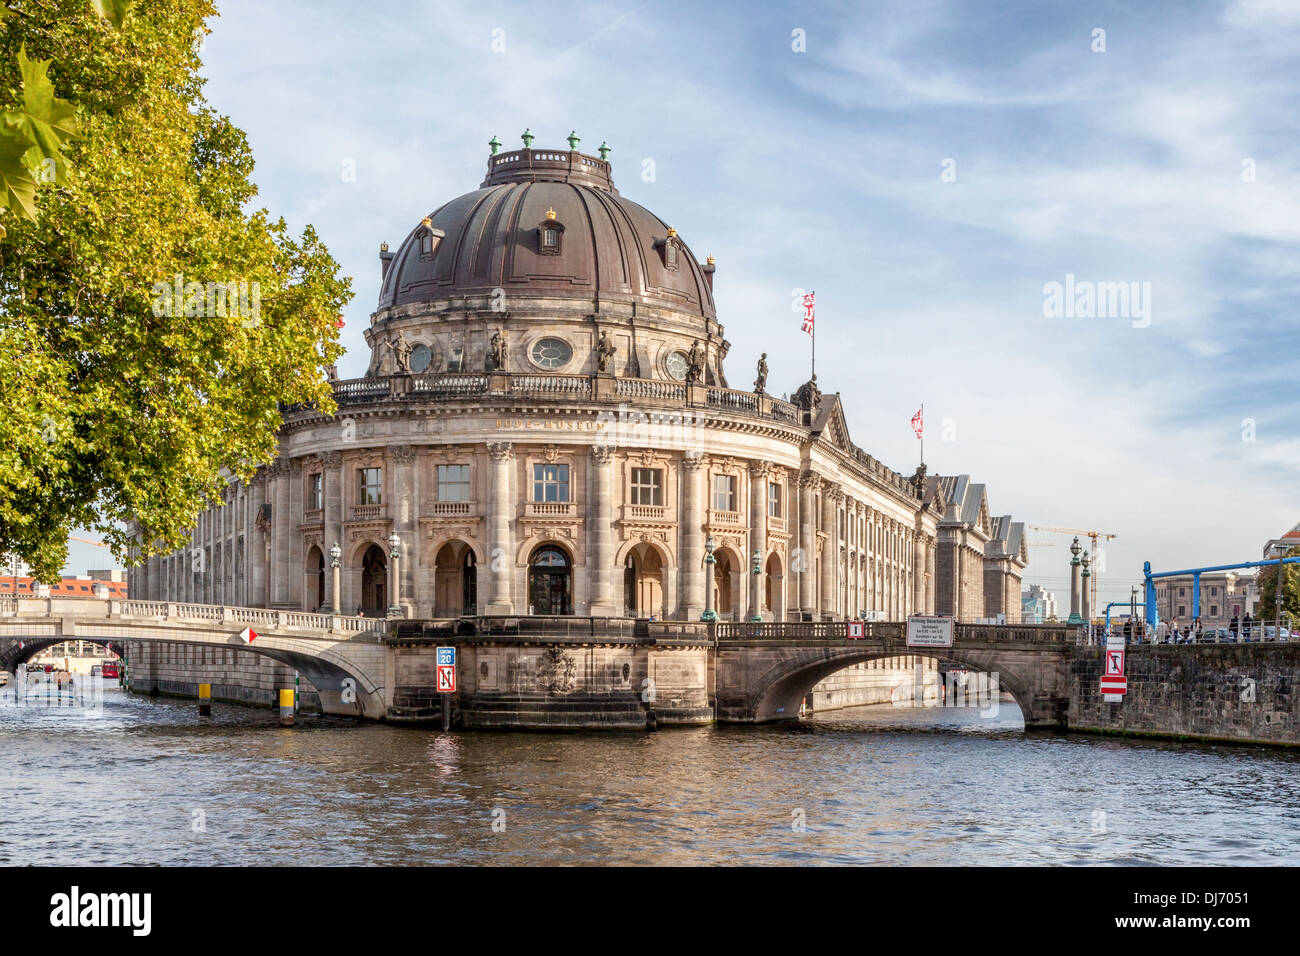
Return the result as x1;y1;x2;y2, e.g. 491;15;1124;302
322;452;343;614
250;471;268;608
748;460;769;621
820;483;840;619
680;452;705;619
926;538;936;613
486;441;514;614
589;445;616;617
391;445;417;616
271;459;291;608
798;472;819;619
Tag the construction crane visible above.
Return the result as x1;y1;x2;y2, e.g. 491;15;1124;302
1029;525;1119;621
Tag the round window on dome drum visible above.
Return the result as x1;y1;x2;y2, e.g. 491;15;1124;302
530;337;573;370
409;344;432;373
665;350;689;382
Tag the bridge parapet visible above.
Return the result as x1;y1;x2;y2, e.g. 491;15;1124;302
2;597;386;639
716;620;1077;646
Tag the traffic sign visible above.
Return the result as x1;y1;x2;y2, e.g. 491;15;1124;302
846;621;864;639
238;626;257;644
1100;633;1126;698
436;646;456;693
436;664;456;693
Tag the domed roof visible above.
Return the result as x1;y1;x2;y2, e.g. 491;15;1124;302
376;144;716;320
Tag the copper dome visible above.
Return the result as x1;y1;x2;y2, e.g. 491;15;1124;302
375;147;716;321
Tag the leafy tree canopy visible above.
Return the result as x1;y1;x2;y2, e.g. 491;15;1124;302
0;0;350;581
1257;547;1300;624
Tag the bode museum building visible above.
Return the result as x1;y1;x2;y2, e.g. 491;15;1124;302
128;137;1028;630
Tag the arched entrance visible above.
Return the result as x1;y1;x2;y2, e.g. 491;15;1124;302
360;544;387;616
765;553;784;621
305;546;325;612
623;543;665;618
714;550;734;619
529;545;572;615
434;542;477;617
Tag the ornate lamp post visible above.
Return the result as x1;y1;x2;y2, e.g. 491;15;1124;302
1067;536;1084;625
701;535;718;622
1080;551;1092;636
749;549;763;622
329;541;341;615
387;531;402;618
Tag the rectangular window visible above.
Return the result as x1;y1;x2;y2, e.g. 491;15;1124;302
309;473;322;511
631;468;663;506
533;463;570;502
447;347;463;372
542;228;558;248
359;467;382;505
1211;605;1219;617
768;482;781;518
1178;605;1186;616
712;474;736;512
437;464;471;502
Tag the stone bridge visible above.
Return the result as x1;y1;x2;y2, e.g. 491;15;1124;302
2;598;1078;729
713;621;1077;727
0;597;389;718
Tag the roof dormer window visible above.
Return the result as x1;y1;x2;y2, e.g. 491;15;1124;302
655;226;680;272
419;217;445;259
537;208;565;256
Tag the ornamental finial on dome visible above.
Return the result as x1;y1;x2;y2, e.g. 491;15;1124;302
667;226;677;238
706;255;715;265
567;130;580;150
598;141;611;161
488;134;501;155
521;128;534;148
545;207;557;220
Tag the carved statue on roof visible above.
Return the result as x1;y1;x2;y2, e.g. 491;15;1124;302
793;374;821;413
595;329;616;374
488;329;508;371
686;339;704;384
754;353;768;394
386;329;413;374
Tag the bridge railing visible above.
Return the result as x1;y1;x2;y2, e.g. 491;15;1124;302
3;597;387;637
716;620;1076;644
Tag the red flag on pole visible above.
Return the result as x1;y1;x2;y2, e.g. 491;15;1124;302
911;407;924;439
801;291;815;334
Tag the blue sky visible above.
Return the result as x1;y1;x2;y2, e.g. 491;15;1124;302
66;0;1300;605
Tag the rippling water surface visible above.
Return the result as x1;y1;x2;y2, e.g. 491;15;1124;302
2;686;1297;865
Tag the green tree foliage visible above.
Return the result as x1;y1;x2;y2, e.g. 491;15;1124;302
1257;547;1300;625
0;1;351;580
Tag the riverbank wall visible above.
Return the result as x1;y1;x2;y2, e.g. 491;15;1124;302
124;639;323;713
1069;643;1300;746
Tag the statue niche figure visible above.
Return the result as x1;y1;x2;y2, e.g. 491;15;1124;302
488;329;508;371
386;329;413;374
754;352;768;394
595;330;616;374
686;339;704;384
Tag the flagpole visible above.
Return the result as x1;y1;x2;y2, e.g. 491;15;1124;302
920;402;924;465
810;290;816;382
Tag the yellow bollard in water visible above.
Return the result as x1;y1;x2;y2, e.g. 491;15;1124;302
198;683;211;716
278;688;295;727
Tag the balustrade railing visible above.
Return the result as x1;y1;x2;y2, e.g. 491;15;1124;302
616;378;687;401
425;500;473;516
410;373;488;397
1;596;385;635
507;374;592;398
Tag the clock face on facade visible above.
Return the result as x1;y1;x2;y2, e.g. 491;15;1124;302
409;344;432;373
665;350;689;381
531;337;573;370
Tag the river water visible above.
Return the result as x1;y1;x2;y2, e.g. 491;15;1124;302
2;685;1297;866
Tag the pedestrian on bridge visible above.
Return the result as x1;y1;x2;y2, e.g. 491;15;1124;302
1229;614;1240;642
1243;613;1254;641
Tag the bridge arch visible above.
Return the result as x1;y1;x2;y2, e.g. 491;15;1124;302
751;649;1034;724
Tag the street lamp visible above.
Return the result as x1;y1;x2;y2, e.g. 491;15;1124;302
1067;536;1084;625
701;535;717;622
329;541;341;615
749;549;763;622
387;531;402;618
1080;551;1092;636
